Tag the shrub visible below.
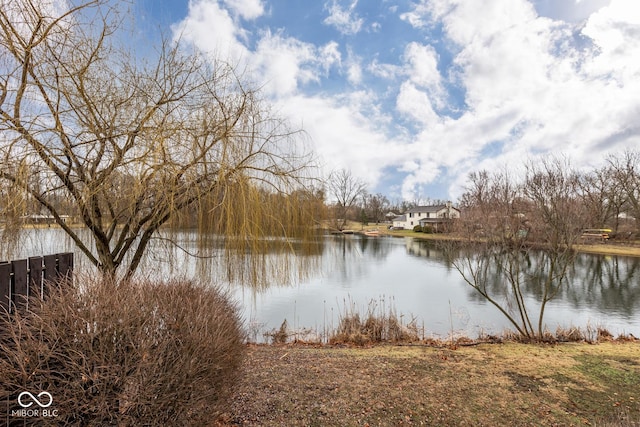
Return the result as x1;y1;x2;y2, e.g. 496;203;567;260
0;277;245;426
413;225;423;232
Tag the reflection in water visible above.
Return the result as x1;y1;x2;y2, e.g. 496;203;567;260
413;239;640;322
132;230;327;294
393;238;639;335
405;238;446;261
322;235;394;288
6;229;640;337
565;254;640;317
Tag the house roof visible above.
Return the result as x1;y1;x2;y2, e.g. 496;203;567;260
392;215;406;222
406;204;460;214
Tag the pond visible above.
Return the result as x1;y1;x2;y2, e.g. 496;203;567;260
6;229;640;340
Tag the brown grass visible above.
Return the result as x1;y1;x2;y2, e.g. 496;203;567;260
218;341;640;426
329;300;421;345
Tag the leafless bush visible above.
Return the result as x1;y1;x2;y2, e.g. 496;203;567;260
0;276;245;426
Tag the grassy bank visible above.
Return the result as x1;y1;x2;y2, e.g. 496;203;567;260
219;341;640;426
370;226;640;258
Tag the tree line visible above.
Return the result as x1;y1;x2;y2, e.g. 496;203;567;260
459;151;640;241
448;152;640;341
325;168;452;230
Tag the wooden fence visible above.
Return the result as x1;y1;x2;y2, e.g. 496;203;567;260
0;253;73;314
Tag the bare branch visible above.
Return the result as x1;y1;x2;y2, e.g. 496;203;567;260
0;0;318;280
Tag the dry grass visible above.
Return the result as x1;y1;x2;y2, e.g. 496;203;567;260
260;304;631;347
573;243;640;257
329;298;421;345
219;341;640;426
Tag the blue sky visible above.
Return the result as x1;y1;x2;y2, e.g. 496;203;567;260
133;0;639;202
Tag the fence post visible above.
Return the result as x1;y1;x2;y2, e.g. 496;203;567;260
57;252;74;283
29;256;45;297
43;254;58;290
0;253;74;315
11;259;28;311
0;262;10;314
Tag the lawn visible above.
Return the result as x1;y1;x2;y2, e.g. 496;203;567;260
218;341;640;426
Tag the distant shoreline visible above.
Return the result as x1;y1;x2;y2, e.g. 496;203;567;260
351;224;640;258
9;222;640;258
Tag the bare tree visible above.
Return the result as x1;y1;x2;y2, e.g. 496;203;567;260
450;159;584;341
327;169;367;230
608;150;640;233
458;169;521;240
577;164;625;232
0;1;315;279
365;193;389;224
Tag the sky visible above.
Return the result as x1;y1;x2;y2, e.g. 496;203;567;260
133;0;640;202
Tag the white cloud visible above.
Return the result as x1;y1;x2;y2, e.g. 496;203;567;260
453;17;559;111
368;59;401;80
402;42;444;109
396;82;439;127
222;0;264;20
345;48;363;85
323;0;364;35
424;0;538;46
176;1;346;99
319;41;342;74
253;31;319;97
172;0;402;188
395;0;640;198
581;0;640;82
400;162;441;200
275;93;403;186
172;0;250;63
403;43;441;88
173;0;640;200
399;3;435;29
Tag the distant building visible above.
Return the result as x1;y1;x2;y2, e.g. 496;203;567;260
392;202;460;230
384;211;398;222
21;214;70;225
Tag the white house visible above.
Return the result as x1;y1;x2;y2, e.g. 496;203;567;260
392;203;460;230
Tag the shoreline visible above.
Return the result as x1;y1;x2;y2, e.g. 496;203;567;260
11;223;640;258
354;226;640;258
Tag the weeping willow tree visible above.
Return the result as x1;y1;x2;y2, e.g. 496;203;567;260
0;0;319;280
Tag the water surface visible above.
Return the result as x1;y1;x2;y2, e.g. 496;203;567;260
8;229;640;339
